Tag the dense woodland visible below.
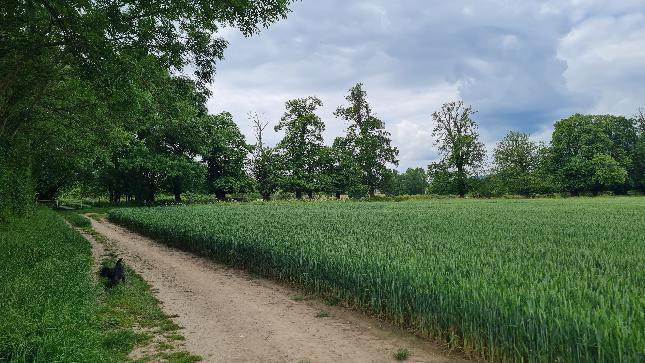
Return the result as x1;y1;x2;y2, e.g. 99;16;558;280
2;0;645;220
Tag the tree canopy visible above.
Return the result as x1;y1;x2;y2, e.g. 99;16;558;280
430;101;485;197
274;96;326;199
550;114;638;194
335;83;399;197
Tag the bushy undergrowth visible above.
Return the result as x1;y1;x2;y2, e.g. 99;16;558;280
0;209;104;361
0;137;34;221
110;198;645;362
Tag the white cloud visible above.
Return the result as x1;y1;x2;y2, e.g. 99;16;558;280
558;12;645;115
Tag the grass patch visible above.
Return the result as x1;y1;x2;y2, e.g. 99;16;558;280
0;209;105;361
88;212;108;221
165;351;203;363
323;296;341;306
0;208;200;362
60;211;92;228
393;348;410;361
165;334;185;341
315;310;330;318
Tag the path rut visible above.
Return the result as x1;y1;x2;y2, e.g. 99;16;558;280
89;218;468;363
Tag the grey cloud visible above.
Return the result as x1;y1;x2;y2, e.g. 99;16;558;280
207;0;645;171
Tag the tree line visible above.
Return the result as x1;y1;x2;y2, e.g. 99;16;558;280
27;79;645;204
391;103;645;198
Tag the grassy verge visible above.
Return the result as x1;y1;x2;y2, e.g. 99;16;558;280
61;211;92;228
0;209;201;362
0;209;105;361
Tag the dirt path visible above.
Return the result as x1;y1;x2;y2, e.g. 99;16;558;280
89;218;469;363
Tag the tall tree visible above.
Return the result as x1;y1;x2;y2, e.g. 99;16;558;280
492;131;541;195
335;83;399;197
274;96;326;199
431;101;485;197
400;168;429;195
203;112;252;200
383;168;429;196
324;137;363;199
550;114;637;194
91;74;208;204
250;113;278;201
1;0;294;139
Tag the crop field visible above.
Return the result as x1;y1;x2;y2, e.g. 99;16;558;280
109;198;645;362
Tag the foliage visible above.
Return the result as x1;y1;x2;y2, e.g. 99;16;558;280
430;101;485;197
250;113;279;201
0;136;34;220
275;96;326;199
203;112;253;200
110;198;645;362
1;0;294;138
631;108;645;192
550;114;638;194
324;137;363;198
61;212;92;228
427;162;459;195
335;83;399;197
383;168;428;196
0;0;294;216
491;131;554;196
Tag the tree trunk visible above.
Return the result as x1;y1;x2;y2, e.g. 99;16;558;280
262;192;271;201
307;190;314;199
174;190;182;202
295;190;302;199
456;163;466;198
335;191;341;199
215;190;226;201
369;187;375;198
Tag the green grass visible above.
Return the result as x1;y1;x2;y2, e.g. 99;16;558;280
0;209;105;361
0;209;201;362
315;310;331;318
393;347;410;361
60;211;92;228
109;198;645;362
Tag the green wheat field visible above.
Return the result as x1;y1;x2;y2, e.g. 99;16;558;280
110;197;645;362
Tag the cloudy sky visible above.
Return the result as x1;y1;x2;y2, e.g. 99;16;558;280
207;0;645;170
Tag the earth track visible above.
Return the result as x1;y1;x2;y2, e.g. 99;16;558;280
89;218;468;363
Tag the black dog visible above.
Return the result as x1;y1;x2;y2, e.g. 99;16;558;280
100;258;126;287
